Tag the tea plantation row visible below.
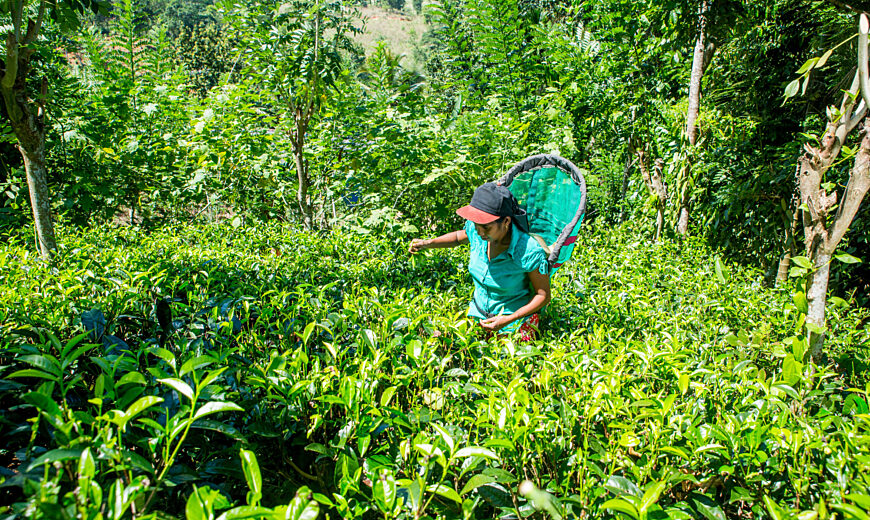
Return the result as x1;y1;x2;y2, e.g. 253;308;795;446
0;222;868;520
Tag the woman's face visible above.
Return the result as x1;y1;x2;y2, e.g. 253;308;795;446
474;217;511;243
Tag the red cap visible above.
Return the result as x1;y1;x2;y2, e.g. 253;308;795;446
456;205;500;224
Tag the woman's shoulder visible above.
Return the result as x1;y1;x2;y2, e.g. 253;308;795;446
511;229;549;274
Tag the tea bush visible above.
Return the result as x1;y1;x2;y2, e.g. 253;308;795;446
0;222;868;519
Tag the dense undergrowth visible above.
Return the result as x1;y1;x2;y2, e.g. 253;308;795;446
1;222;869;520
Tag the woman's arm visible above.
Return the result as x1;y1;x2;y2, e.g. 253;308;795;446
480;270;551;332
409;230;468;253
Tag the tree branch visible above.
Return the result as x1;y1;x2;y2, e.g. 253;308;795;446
2;32;19;91
828;120;870;248
23;0;46;45
824;0;870;14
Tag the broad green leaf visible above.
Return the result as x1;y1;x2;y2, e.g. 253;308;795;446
816;48;834;68
605;475;641;497
22;391;64;428
428;483;461;504
477;483;512;508
678;373;689;395
200;367;229;389
639;481;668;513
302;322;317;346
796;57;819;74
845;494;870;510
693;494;726;520
831;504;870;520
160;378;195;402
118;396;164;429
7;369;59;381
713;256;726;284
27;448;85;471
660;446;690;460
793;292;808;314
240;449;262;506
601;498;639;519
380;386;397;407
805;322;826;334
454;446;499;460
20;355;61;376
373;471;396;512
791;256;813;269
218;506;278;520
78;448;96;479
782;354;802;387
63;331;92;357
180;356;215;377
193;401;244;421
764;496;787;520
431;423;455;454
460;474;497;496
118;371;147;386
835;253;862;264
285;486;319;520
784;79;800;99
149;347;177;371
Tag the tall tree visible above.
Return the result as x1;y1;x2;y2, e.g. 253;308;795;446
794;14;870;359
0;0;103;258
676;0;717;236
223;0;359;229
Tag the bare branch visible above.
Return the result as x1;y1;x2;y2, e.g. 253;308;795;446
828;121;870;247
859;14;870;110
846;99;868;134
23;0;46;45
836;72;861;144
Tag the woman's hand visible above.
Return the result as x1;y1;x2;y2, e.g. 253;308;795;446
409;238;430;254
479;315;513;332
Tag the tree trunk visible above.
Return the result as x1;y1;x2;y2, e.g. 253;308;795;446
292;104;314;229
618;149;633;224
676;204;690;236
1;1;57;259
655;207;664;242
20;143;56;258
678;0;716;237
806;250;831;356
633;143;668;243
294;148;313;229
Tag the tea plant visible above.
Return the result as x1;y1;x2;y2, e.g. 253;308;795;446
0;222;868;519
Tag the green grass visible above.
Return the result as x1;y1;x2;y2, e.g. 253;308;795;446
1;222;869;519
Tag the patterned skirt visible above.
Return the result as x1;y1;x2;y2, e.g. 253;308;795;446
516;313;540;342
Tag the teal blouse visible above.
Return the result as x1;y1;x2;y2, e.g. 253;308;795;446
464;219;550;333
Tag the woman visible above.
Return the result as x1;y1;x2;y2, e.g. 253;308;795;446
409;182;551;338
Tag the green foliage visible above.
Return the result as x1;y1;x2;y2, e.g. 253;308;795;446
1;222;868;518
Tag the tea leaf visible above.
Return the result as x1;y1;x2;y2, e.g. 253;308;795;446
159;378;194;402
193;401;244;421
605;475;641;497
454;446;499;461
26;448;85;472
601;498;639;519
460;474;497;496
240;449;262;506
427;483;461;504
